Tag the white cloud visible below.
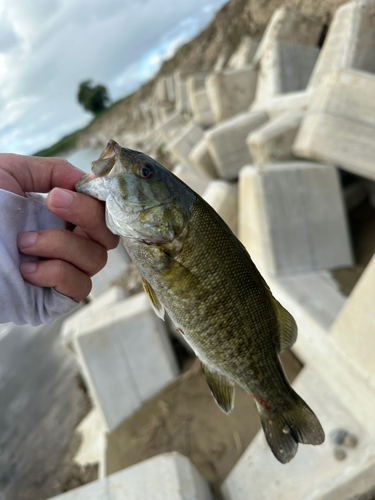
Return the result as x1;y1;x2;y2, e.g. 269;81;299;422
0;0;227;155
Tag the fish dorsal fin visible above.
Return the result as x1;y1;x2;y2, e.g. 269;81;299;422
273;299;298;352
201;362;235;414
141;277;165;321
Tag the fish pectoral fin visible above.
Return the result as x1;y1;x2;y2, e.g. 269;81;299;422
201;362;235;414
141;277;165;320
273;299;297;352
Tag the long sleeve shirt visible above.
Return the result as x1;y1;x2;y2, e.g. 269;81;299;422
0;188;78;326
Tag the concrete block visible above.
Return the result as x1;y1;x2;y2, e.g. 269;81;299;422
238;163;353;276
252;6;322;103
254;41;319;103
308;0;375;89
306;456;375;500
202;180;238;235
173;164;210;197
73;408;107;479
251;90;311;118
174;71;190;114
74;293;179;432
206;66;258;123
90;244;130;298
186;73;208;108
47;452;213;500
168;123;204;166
227;36;259;69
221;367;372;500
156;112;186;142
205;112;268;180
165;75;175;103
294;70;375;180
152;77;170;104
330;252;375;381
247;110;303;165
253;6;323;66
61;285;127;354
190;88;215;127
188;139;218;179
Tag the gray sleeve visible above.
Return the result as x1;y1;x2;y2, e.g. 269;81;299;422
0;189;78;326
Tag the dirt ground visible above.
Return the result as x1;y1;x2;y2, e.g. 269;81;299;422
105;352;302;499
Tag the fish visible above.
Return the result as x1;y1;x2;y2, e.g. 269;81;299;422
75;139;325;464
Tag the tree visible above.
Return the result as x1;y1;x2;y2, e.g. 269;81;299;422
77;80;110;115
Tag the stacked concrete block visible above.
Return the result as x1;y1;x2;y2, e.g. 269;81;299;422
253;6;322;103
238;163;353;276
251;90;311;118
308;0;375;90
206;66;258;123
47;452;213;500
73;408;107;478
255;42;319;103
247;110;303;165
221;368;369;500
90;244;130;298
227;36;259;69
61;286;127;354
203;180;238;235
186;74;208;105
173;164;210;196
174;71;190;114
188;139;218;179
156;112;186;142
330;252;375;381
168;123;204;165
294;69;375;181
306;457;375;500
190;88;215;127
253;6;323;66
74;293;179;432
205;111;268;180
152;77;169;105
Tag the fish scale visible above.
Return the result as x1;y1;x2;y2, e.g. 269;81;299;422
76;139;325;463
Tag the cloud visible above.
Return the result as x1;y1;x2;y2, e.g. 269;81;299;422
0;0;227;155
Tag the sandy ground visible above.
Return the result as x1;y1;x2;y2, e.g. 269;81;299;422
106;352;302;500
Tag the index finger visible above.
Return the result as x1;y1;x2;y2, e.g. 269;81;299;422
0;153;84;194
47;188;119;250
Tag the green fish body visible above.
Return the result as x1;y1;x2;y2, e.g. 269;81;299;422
76;140;324;463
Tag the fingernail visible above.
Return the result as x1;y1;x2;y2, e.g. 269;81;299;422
19;232;37;248
51;188;74;209
20;261;37;274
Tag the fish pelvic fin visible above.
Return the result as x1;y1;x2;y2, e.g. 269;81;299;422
141;277;165;320
259;394;325;464
201;362;235;414
272;299;298;352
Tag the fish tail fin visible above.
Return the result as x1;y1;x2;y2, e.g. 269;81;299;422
259;394;325;464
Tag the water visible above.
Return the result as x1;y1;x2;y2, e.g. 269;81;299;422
65;147;103;173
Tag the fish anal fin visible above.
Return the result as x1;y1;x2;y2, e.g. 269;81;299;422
273;300;298;352
201;362;235;414
141;277;165;320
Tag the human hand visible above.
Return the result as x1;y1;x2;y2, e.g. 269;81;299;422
0;153;119;302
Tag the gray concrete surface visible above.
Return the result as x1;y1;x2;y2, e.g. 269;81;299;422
0;315;87;500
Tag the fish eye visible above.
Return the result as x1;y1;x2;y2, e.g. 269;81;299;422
138;165;154;180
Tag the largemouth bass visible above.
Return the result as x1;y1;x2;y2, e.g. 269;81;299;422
76;140;324;463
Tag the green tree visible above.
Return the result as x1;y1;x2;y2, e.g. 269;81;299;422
77;80;110;115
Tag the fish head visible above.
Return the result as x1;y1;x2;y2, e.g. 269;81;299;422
75;140;188;244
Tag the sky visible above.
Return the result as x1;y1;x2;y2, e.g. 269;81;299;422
0;0;228;155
